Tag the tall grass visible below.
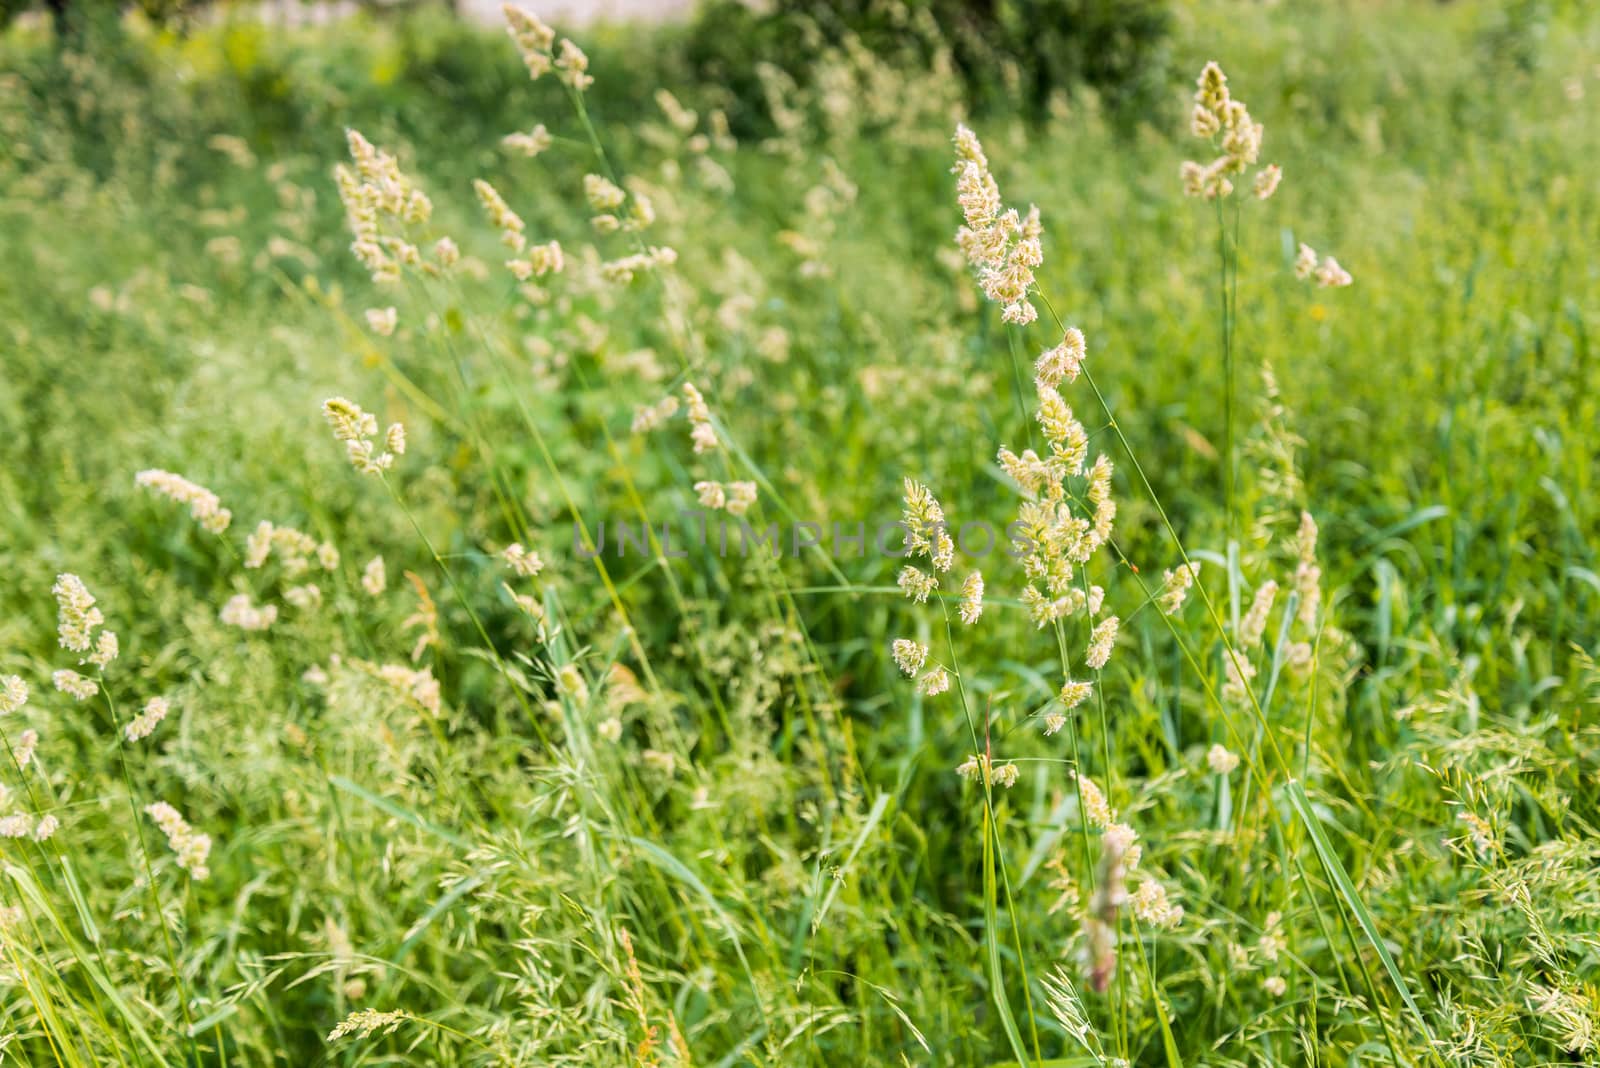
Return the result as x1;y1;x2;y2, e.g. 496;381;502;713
1;1;1599;1064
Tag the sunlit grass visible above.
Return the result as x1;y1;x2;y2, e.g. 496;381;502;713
1;1;1598;1064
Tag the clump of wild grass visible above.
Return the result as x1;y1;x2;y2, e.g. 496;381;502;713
2;4;1599;1066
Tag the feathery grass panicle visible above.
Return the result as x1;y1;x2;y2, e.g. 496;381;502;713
1131;878;1183;929
134;470;233;532
326;1008;411;1043
693;480;725;510
1295;242;1354;287
10;732;37;769
1240;580;1278;648
1072;770;1114;831
1314;256;1353;288
901;478;954;571
993;313;1121;671
145;801;212;880
0;675;25;715
554;39;592;90
1059;678;1092;712
1294;242;1318;280
432;236;460;267
1157;562;1200;615
691;479;758;516
502;543;544;577
726;480;758;516
951;123;1043;324
125;697;171;742
53;669;97;701
891;639;928;676
917;665;950;696
473;178;526;251
1036;327;1087;389
337;129;435;284
501;4;593;90
958;571;984;624
502;124;552;157
897;565;938;604
245;521;338;576
1254;164;1282;199
400;573;441;663
1041;969;1107;1060
87;630;119;669
681;382;718;453
365;307;397;336
598;246;677;284
1294;511;1323;625
376;663;443;716
583;173;626;212
956;753;1019;788
321;397;377;446
502;5;555;76
220;594;277;632
507;240;564;280
1085;616;1119;670
1181;61;1276;201
322;397;403;475
1207;744;1240;775
52;573;103;653
1082;827;1128;993
1455;810;1496;857
361;556;386;596
631;395;680;434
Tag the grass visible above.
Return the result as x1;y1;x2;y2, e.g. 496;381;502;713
2;0;1599;1064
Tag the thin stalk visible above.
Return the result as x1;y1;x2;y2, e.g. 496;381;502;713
940;604;1042;1063
97;682;200;1064
379;476;554;752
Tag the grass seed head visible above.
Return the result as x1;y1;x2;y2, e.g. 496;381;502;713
145;801;212;880
0;676;26;715
52;669;97;702
135;470;233;532
125;697;171;742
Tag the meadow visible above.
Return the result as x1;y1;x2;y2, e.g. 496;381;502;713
2;0;1599;1064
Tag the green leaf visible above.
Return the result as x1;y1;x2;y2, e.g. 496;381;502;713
984;808;1030;1067
1287;782;1440;1057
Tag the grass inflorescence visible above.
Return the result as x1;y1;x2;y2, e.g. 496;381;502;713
2;1;1599;1064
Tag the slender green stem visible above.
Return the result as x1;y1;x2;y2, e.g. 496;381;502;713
97;681;200;1063
940;604;1042;1062
380;476;555;751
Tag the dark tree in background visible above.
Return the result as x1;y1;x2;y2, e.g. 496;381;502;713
2;0;200;36
683;0;1173;135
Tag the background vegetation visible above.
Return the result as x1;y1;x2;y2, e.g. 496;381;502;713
2;0;1598;1064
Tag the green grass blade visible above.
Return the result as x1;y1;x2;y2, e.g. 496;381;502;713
1286;783;1439;1058
984;808;1030;1067
328;775;469;848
